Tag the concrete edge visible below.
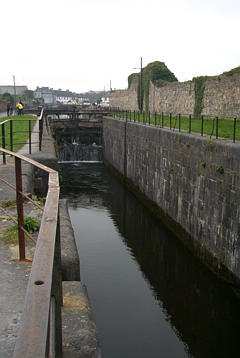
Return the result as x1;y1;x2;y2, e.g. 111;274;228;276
60;199;80;281
62;281;101;358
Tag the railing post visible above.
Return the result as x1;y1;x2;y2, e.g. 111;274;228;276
10;120;13;152
179;113;181;132
134;110;136;122
154;112;156;126
39;117;43;151
148;111;151;125
161;112;164;127
1;123;6;164
189;114;192;133
201;115;204;136
15;157;25;261
216;116;219;139
233;118;237;143
170;113;172;129
29;120;32;154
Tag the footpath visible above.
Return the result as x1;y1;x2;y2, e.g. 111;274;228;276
0;117;100;357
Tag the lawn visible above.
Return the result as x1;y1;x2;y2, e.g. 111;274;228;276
0;115;36;152
116;112;240;142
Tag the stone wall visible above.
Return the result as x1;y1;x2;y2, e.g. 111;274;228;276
103;117;240;285
110;76;139;111
110;73;240;117
203;74;240;117
148;80;195;115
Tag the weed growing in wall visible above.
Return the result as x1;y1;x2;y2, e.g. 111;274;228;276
217;165;224;174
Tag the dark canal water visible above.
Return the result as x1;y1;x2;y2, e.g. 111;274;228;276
60;162;240;358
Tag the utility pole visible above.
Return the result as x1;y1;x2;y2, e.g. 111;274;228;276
13;75;16;110
134;57;143;112
140;57;143;112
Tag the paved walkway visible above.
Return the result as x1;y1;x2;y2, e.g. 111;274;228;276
0;118;40;357
0;118;100;357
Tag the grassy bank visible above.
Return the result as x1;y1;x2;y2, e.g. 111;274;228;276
0;115;36;152
116;112;240;142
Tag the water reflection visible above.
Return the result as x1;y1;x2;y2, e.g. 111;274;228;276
61;163;240;358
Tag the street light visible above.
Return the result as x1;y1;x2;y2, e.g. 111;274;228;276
133;57;143;112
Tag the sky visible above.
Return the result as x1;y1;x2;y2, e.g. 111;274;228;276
1;0;239;93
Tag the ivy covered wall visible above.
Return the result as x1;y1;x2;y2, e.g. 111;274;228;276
110;65;240;117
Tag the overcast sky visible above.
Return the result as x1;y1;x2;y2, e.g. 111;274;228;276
1;0;239;93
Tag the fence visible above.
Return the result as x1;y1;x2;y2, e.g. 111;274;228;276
110;109;240;143
0;108;44;164
0;148;62;357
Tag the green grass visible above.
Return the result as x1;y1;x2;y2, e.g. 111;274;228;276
0;115;36;152
115;112;240;141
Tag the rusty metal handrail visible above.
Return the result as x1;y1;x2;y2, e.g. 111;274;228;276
0;107;44;163
0;148;62;357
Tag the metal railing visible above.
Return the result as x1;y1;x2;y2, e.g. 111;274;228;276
0;107;44;164
110;109;240;143
0;148;62;357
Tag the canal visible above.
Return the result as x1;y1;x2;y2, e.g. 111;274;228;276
60;162;240;358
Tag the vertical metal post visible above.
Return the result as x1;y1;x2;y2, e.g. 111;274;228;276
216;116;218;139
233;118;237;143
2;123;6;164
134;111;136;122
170;113;172;130
179;113;181;132
39;117;43;151
15;157;25;261
148;111;150;125
161;112;164;127
201;115;204;136
154;112;156;126
138;111;140;123
28;120;32;154
10;120;13;152
189;114;191;133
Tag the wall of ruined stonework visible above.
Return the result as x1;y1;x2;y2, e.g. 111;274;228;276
110;72;240;117
110;76;139;111
148;80;195;115
202;74;240;117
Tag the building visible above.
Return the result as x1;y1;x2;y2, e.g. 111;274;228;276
0;85;28;96
34;87;90;105
34;87;56;104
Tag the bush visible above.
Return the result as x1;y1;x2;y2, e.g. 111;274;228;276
24;216;39;234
